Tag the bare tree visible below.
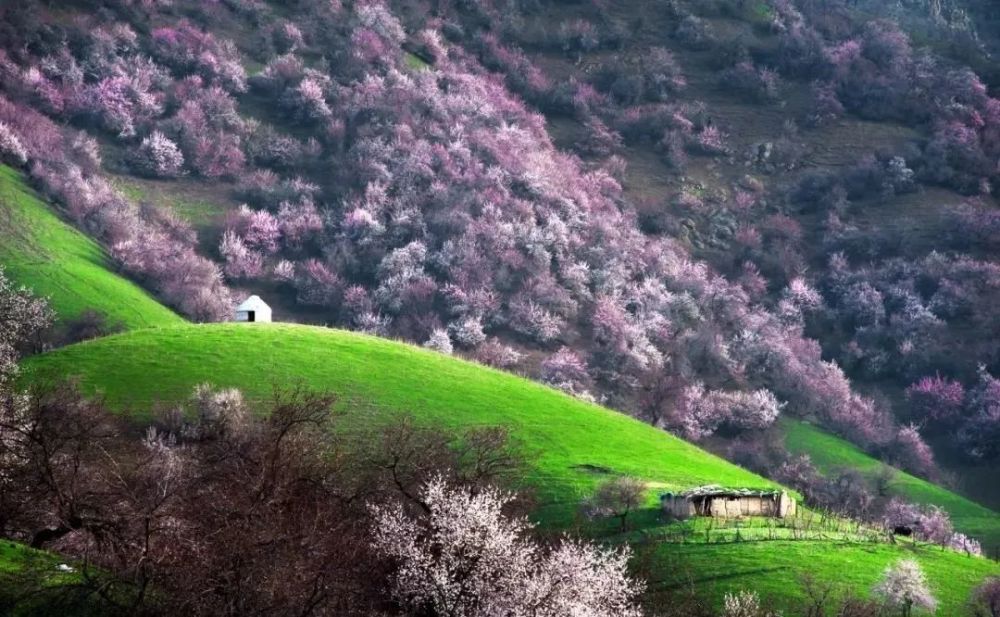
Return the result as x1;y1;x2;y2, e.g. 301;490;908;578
358;415;526;511
0;382;121;550
0;383;388;616
0;383;547;616
585;476;647;532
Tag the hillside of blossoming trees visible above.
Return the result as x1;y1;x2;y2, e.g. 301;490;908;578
2;0;1000;612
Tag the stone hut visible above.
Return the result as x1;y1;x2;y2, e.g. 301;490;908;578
661;485;795;520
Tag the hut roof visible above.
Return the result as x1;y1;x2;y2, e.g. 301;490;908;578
661;484;784;499
236;295;270;312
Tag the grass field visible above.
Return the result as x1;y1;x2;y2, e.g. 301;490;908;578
0;543;33;574
21;323;778;520
0;541;95;617
649;540;998;611
111;174;235;234
782;418;1000;552
21;323;1000;612
0;165;183;330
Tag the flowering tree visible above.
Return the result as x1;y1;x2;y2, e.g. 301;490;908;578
249;124;302;164
508;299;564;344
540;347;592;399
272;259;295;282
0;122;28;165
722;62;781;103
370;476;644;617
271;21;304;54
0;267;52;388
778;277;823;325
151;22;246;92
774;454;820;496
82;72;164;138
872;559;937;616
423;328;453;355
187;383;248;440
905;375;965;427
68;131;102;174
672;384;783;440
558;19;600;57
284;77;332;122
960;367;1000;461
970;577;1000;617
882;498;980;554
474;338;523;370
218;231;264;280
251;54;305;96
132;131;184;177
277;198;323;249
643;47;686;99
721;590;780;617
890;425;936;478
914;506;954;546
448;316;486;348
883;498;921;532
0;382;392;616
226;205;281;254
165;87;245;178
692;125;729;155
808;82;845;126
591;47;684;105
674;15;714;50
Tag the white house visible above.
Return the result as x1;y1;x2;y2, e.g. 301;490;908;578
235;295;272;323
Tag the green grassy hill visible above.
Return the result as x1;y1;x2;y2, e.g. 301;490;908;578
0;165;183;330
21;323;776;520
782;418;1000;551
0;541;101;617
21;323;1000;612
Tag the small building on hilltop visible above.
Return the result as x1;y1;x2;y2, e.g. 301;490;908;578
235;295;272;323
661;485;795;519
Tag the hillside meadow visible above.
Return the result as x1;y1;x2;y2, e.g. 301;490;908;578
782;418;1000;552
22;323;776;522
21;323;1000;612
0;165;182;330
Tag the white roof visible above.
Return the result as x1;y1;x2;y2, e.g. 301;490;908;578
236;295;270;312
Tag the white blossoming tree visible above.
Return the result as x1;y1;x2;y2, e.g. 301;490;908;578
370;476;644;617
133;130;184;177
423;328;454;355
873;559;937;616
0;267;52;389
721;590;780;617
0;122;29;165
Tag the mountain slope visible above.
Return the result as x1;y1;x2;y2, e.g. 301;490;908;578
21;323;776;522
20;323;1000;611
0;165;183;330
782;418;1000;551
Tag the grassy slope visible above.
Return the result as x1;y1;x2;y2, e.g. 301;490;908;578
0;542;101;617
782;418;1000;551
21;323;1000;612
22;323;775;518
0;543;30;574
651;540;996;612
0;165;183;329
